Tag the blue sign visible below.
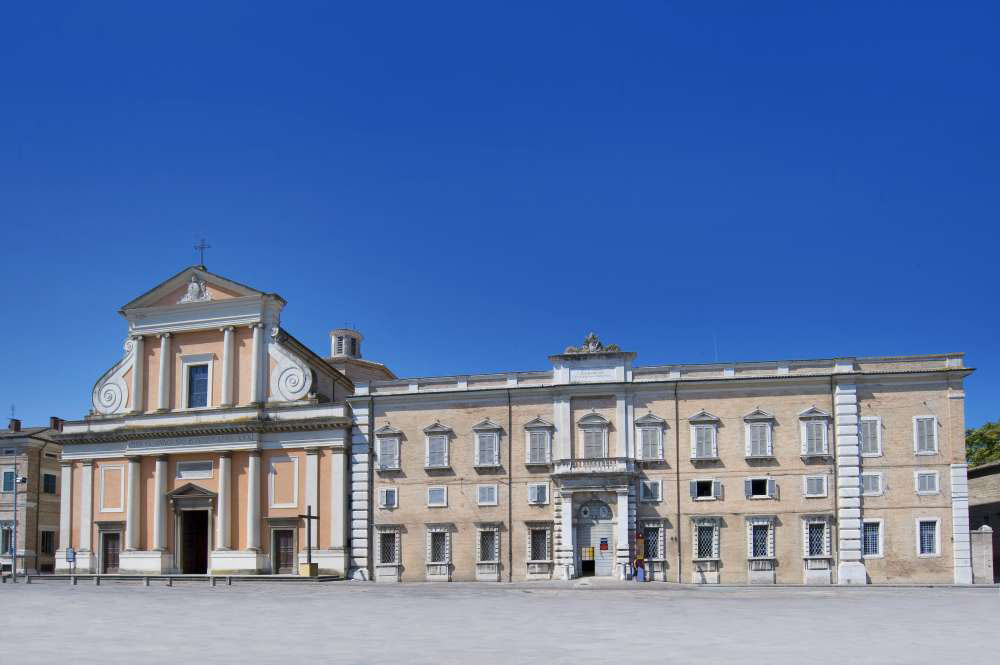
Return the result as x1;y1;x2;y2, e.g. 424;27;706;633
66;547;75;563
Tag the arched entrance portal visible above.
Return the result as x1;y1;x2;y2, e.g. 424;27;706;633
577;500;614;577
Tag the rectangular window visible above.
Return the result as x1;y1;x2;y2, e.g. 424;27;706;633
746;478;774;499
918;520;938;556
476;432;499;466
429;531;448;563
528;431;549;464
2;471;13;493
751;524;770;558
641;428;660;460
528;483;549;505
691;479;719;500
861;473;883;496
43;473;57;494
696;524;717;559
187;364;209;408
529;528;550;561
805;421;826;455
860;418;881;456
916;471;939;495
694;425;715;459
748;423;770;457
804;476;826;497
1;525;12;554
41;531;55;556
915;417;937;454
807;523;827;557
640;479;661;502
176;460;213;480
378;437;400;470
478;529;498;563
426;436;448;468
335;336;344;355
379;531;398;564
478;484;498;506
427;486;447;507
379;487;398;508
862;521;882;557
583;429;604;458
643;526;660;560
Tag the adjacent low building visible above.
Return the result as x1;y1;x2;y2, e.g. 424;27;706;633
348;333;974;585
1;419;62;574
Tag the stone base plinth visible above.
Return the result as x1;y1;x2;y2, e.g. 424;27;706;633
210;550;265;575
837;560;867;585
119;550;173;574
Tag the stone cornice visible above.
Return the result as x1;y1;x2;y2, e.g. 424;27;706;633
54;416;351;446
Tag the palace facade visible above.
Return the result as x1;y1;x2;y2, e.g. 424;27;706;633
53;266;975;584
350;334;974;585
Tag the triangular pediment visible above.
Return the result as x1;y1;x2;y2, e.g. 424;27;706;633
743;407;774;421
166;482;218;499
524;416;554;430
121;266;272;311
634;412;666;427
422;421;453;434
688;409;719;423
375;423;402;436
472;418;503;431
798;405;831;419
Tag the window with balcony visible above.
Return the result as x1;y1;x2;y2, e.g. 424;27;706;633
578;412;609;459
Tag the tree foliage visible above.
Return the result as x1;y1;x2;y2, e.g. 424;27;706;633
966;421;1000;467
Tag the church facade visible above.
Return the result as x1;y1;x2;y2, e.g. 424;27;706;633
54;266;390;576
350;334;974;585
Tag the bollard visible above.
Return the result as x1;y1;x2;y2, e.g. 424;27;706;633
71;575;77;586
26;576;31;584
166;576;172;587
227;576;232;586
94;576;100;586
211;576;217;587
143;577;150;587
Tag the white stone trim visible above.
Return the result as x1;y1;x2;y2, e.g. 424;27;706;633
180;353;215;409
745;515;776;559
524;426;552;465
176;459;213;480
950;463;972;583
427;485;448;507
477;483;499;506
92;337;139;416
803;474;828;498
98;463;125;513
267;455;299;509
861;518;884;559
833;383;866;584
689;423;719;460
914;469;940;495
801;516;833;558
691;516;721;560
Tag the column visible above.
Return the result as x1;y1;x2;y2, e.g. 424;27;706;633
157;333;172;411
125;457;141;551
834;383;866;584
216;453;231;550
616;489;630;580
220;326;235;407
246;451;261;550
58;462;72;553
129;335;145;413
250;324;264;404
80;460;93;553
305;449;320;551
329;447;347;550
152;456;167;551
558;492;574;579
951;463;973;584
552;395;571;460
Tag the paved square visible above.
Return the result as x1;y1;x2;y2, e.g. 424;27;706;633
3;580;997;664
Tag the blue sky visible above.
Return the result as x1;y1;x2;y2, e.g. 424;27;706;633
1;2;997;428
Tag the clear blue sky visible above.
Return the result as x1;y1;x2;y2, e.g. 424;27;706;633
1;2;997;429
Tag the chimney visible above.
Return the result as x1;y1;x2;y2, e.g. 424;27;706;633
8;418;20;432
49;416;63;432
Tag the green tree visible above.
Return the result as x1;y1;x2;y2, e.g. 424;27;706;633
966;421;1000;467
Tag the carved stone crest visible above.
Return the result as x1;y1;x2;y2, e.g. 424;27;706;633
564;332;620;354
178;275;212;303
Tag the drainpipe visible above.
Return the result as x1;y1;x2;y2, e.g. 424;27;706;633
506;389;513;583
674;382;682;584
368;395;375;581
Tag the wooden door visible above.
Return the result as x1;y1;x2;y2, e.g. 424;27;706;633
274;530;295;574
102;532;120;574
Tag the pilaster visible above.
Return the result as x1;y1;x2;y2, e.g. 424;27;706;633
153;456;167;550
555;491;575;579
246;450;261;551
216;452;232;550
79;460;93;556
220;326;235;407
157;333;171;411
129;335;145;413
55;462;73;571
834;383;866;584
348;402;371;580
950;463;973;584
125;456;141;550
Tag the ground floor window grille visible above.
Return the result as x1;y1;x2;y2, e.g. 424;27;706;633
746;517;775;559
528;526;551;561
807;523;826;557
379;531;399;565
643;526;661;560
693;520;719;559
862;522;881;557
430;532;448;563
478;528;499;563
918;520;938;556
752;524;769;557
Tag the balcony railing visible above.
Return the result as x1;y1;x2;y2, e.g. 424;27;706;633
553;457;635;475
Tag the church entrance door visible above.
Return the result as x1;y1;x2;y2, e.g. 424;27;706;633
180;510;209;574
274;530;295;574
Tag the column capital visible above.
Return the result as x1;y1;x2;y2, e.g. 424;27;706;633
80;459;94;467
126;455;142;463
305;447;322;457
60;460;75;468
220;325;236;332
155;454;169;462
130;334;145;341
218;450;233;459
158;332;172;339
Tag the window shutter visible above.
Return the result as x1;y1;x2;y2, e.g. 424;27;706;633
713;480;723;499
690;428;698;458
744;479;752;498
424;438;431;467
767;479;777;498
689;480;697;499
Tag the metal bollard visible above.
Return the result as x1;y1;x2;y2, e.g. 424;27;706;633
71;575;77;586
227;576;232;586
143;577;150;587
94;576;100;586
166;576;172;587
